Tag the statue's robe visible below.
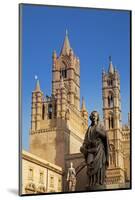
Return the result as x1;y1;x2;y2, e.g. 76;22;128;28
82;123;109;186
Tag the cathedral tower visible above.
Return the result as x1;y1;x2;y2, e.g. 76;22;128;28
102;56;121;130
102;57;125;186
52;30;80;110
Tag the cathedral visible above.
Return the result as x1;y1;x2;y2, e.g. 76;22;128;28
26;31;130;193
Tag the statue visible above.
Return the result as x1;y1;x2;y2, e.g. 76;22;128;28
67;162;76;191
80;111;109;187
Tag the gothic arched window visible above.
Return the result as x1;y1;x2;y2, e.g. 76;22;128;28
35;116;37;130
48;104;52;119
54;103;57;118
111;116;114;128
39;172;44;184
109;117;111;129
28;168;33;181
108;114;114;129
108;92;113;108
107;79;113;86
60;68;67;79
42;104;45;120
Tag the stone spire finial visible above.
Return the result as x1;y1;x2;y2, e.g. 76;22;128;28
108;56;114;74
60;29;71;55
35;76;41;91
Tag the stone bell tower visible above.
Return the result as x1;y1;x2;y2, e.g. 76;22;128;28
102;57;125;186
102;56;121;131
31;79;43;131
52;30;80;110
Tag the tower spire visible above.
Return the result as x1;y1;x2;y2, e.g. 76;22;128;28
108;56;114;74
35;76;41;91
60;29;71;55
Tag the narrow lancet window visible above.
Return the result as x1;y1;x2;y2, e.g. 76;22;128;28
42;104;45;120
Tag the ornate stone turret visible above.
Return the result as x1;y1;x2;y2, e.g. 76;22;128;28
31;78;43;131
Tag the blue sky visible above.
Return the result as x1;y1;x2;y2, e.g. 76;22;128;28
21;4;130;150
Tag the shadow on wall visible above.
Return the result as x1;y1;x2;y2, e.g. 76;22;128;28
7;188;18;196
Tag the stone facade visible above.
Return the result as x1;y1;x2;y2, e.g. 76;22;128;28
26;32;130;193
21;150;63;194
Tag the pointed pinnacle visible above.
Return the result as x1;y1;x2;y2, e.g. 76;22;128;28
35;79;41;92
60;30;71;55
108;56;114;74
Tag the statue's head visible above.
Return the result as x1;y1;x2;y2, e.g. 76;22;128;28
70;162;73;168
89;111;99;124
